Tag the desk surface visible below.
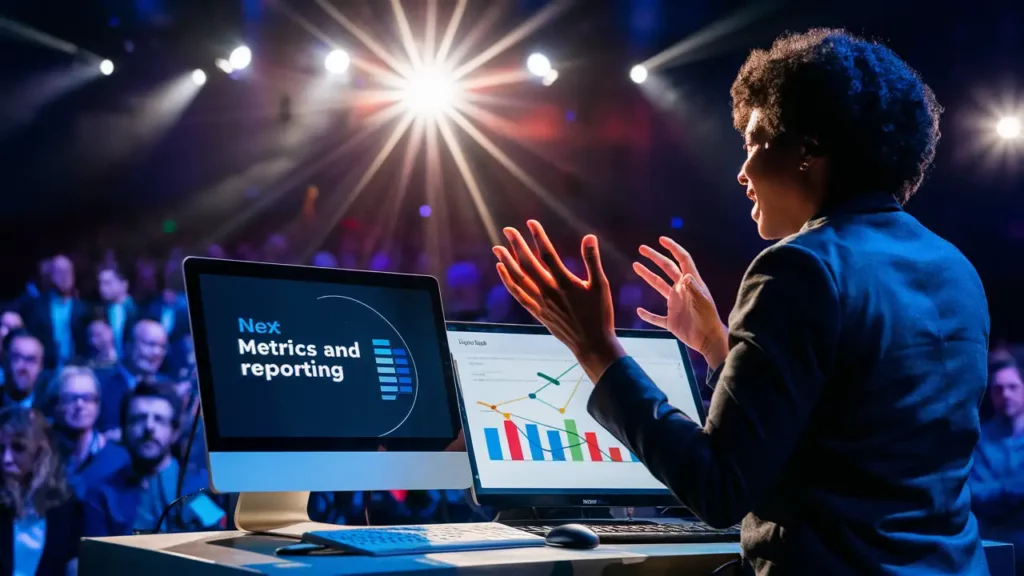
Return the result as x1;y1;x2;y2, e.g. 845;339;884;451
80;530;742;575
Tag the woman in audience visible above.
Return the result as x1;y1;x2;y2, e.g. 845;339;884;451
0;407;82;575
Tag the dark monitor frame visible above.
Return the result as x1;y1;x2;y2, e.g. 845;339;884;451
183;257;464;454
445;321;704;508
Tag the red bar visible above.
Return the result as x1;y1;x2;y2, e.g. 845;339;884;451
609;447;623;462
584;432;603;461
504;420;524;461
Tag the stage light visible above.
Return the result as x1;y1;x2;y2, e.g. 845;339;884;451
403;67;457;114
419;205;432;218
229;45;252;70
215;58;234;74
996;116;1021;140
325;49;350;74
526;53;551;77
191;69;207;86
630;64;648;84
99;59;114;76
541;69;559;86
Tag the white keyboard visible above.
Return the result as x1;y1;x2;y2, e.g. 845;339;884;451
302;522;546;556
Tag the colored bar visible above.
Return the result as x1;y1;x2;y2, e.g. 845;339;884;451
503;420;524;460
377;367;396;374
375;357;394;365
382;395;396;400
484;428;503;461
380;385;398;392
398;377;412;384
397;368;410;375
564;419;584;462
537;372;559;386
374;348;391;356
399;386;412;393
379;376;398;383
609;448;623;462
584;432;603;462
395;358;408;365
372;339;390;346
629;452;640;462
393;349;406;356
525;424;545;461
547;430;566;461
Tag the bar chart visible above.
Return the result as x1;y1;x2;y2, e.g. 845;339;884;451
481;418;640;463
372;339;414;400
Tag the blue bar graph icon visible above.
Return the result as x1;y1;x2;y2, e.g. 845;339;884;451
484;428;503;460
547;430;566;461
525;424;545;461
372;339;390;346
373;348;391;356
380;386;398;393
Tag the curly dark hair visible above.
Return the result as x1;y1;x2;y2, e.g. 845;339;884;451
0;407;71;519
730;28;942;204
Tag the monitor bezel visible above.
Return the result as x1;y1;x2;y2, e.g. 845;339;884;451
445;321;704;508
183;257;464;453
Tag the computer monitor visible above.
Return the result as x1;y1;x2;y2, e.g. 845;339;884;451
183;258;470;495
446;322;704;508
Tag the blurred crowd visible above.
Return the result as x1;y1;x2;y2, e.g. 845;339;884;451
1;233;1022;574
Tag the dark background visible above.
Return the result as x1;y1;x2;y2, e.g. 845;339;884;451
197;274;452;439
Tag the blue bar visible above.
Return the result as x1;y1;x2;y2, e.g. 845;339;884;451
398;377;412;384
374;348;391;356
372;339;390;346
525;424;545;461
380;386;398;392
377;367;396;374
395;358;408;365
382;395;397;400
375;357;394;365
629;452;639;462
397;367;410;375
393;348;406;356
484;428;503;461
379;377;397;384
399;386;412;393
547;430;566;461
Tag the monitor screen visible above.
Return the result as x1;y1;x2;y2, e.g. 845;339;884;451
186;259;462;454
447;323;703;506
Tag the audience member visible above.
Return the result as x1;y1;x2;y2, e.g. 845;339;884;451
49;367;130;498
20;255;89;368
0;311;24;353
94;320;170;436
79;319;118;370
970;354;1024;574
96;264;138;359
83;384;213;536
0;407;82;576
0;331;48;412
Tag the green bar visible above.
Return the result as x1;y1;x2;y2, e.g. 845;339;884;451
564;419;584;462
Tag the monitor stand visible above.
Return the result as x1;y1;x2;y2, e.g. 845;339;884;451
234;492;342;538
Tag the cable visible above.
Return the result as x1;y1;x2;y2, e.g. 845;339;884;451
709;558;741;575
135;488;206;535
175;376;202;502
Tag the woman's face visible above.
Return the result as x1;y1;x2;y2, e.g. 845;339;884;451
0;431;37;483
737;109;820;240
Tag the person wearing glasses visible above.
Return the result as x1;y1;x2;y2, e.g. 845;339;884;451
0;330;48;414
94;319;171;440
48;366;128;498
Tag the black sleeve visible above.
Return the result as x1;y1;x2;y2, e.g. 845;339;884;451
587;243;840;527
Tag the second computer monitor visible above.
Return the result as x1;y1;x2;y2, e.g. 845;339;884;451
446;322;704;508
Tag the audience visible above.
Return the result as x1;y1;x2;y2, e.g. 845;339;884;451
0;407;82;576
0;239;1018;566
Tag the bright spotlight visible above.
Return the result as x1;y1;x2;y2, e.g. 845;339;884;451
324;49;351;74
541;69;559;86
526;53;552;77
191;69;207;86
99;59;114;76
228;45;252;71
215;58;234;74
630;64;648;84
403;67;457;114
996;116;1022;140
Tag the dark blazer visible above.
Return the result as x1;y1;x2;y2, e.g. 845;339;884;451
96;297;140;356
82;463;209;537
20;293;90;369
588;193;990;575
0;498;83;576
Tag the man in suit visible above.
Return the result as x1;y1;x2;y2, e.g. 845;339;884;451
20;255;89;369
0;330;49;413
95;319;171;436
493;30;988;574
96;264;139;360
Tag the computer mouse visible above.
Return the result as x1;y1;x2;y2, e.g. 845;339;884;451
544;524;600;549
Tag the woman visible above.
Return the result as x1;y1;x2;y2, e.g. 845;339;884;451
493;29;988;574
1;407;82;575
